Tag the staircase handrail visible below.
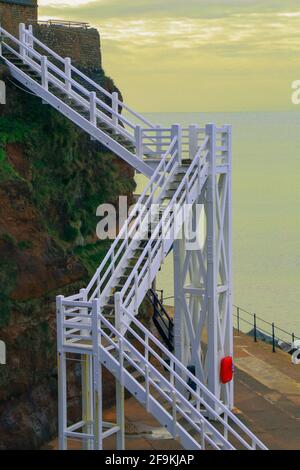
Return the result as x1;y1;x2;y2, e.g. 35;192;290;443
97;305;267;450
85;135;179;300
23;26;156;130
0;26;140;140
147;289;174;350
148;288;173;324
120;307;267;449
125;307;267;449
98;312;233;449
120;135;210;308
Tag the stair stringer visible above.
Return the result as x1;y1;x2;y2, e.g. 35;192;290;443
100;346;203;450
120;163;210;334
4;60;154;179
95;162;181;310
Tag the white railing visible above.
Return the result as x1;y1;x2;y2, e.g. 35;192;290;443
0;25;231;167
59;298;267;449
1;22;266;451
79;126;228;309
59;127;214;340
60;299;93;346
119;132;210;314
84;135;180;302
96;304;267;450
137;125;229;163
63;127;221;325
21;24;156;133
1;24;198;163
139;125;207;160
59;133;211;344
28;19;90;29
0;25;137;141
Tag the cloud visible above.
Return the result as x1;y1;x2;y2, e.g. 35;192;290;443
39;0;97;7
39;0;300;20
277;12;300;17
38;0;300;111
97;13;300;55
39;1;300;54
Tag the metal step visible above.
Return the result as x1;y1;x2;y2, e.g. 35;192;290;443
164;189;185;199
102;304;115;311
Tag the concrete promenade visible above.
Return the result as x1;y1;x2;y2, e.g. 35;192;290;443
46;329;300;450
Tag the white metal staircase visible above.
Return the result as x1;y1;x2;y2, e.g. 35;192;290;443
56;135;267;450
84;133;208;334
0;23;267;450
57;295;267;450
0;23;170;178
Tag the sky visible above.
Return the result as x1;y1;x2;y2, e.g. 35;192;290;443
38;0;300;112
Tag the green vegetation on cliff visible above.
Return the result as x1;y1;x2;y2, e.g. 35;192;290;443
0;69;135;326
1;90;135;244
0;118;31;182
0;47;136;449
74;240;112;278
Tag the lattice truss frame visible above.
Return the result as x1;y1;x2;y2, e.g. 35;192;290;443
173;125;233;410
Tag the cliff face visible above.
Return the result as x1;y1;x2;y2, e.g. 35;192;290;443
0;66;136;449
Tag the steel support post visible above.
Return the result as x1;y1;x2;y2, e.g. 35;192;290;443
173;234;189;367
223;125;233;409
172;124;233;413
82;354;94;449
56;295;67;450
115;293;125;450
205;123;233;410
187;202;206;385
80;289;94;449
205;123;219;409
173;202;207;393
92;299;103;450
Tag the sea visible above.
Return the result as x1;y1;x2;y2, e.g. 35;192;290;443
135;111;300;338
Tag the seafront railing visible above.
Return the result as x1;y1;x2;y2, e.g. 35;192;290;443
233;305;300;353
161;293;299;354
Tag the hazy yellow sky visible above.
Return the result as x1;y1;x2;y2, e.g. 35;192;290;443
39;1;300;112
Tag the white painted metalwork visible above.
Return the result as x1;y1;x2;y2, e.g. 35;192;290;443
57;297;267;450
0;24;212;175
0;340;6;365
55;125;266;450
173;125;233;409
0;24;155;177
0;80;6;104
0;23;267;450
